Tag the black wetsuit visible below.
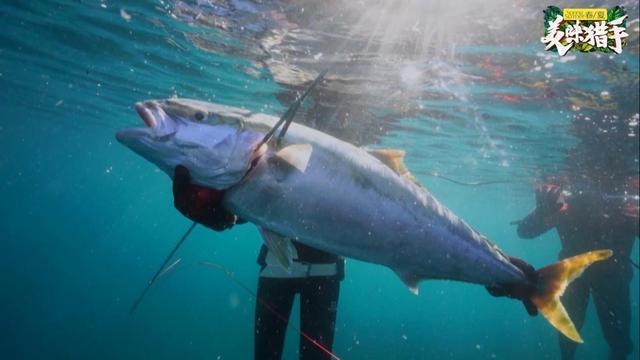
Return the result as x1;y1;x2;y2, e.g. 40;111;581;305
518;189;638;360
255;242;344;360
171;166;344;360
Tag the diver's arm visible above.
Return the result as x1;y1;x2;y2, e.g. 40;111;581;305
172;165;239;231
517;209;557;238
516;185;566;239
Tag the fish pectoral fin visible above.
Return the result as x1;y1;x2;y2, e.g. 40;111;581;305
394;270;421;296
259;228;295;270
274;144;313;173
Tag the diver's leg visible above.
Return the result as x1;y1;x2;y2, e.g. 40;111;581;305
559;273;591;360
591;261;633;360
255;277;297;360
299;276;340;360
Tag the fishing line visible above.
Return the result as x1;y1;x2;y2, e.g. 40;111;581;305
154;258;341;360
129;221;197;314
420;171;518;187
199;261;341;360
158;258;183;279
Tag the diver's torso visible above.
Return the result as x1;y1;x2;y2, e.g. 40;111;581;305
556;210;637;258
556;180;638;258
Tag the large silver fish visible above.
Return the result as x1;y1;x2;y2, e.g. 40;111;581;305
116;97;611;343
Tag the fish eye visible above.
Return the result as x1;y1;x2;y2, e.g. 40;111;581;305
194;112;205;121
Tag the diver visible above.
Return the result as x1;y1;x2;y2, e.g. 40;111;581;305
514;171;638;360
172;165;344;360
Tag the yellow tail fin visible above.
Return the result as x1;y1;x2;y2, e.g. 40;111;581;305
530;249;613;343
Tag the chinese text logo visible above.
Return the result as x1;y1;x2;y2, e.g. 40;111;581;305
541;6;628;56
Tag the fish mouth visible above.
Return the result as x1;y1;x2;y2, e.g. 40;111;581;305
135;101;159;128
115;101;164;145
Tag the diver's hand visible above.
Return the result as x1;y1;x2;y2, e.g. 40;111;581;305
535;184;566;215
486;256;538;316
173;165;238;231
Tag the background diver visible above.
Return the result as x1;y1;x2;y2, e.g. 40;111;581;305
514;157;638;360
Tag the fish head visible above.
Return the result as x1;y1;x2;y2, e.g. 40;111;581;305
116;98;265;189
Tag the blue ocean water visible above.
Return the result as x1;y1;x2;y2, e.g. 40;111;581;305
0;1;638;359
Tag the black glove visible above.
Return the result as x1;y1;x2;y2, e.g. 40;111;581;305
486;256;539;316
173;165;238;231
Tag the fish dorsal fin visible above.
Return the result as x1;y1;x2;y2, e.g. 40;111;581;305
394;269;421;296
259;228;295;270
275;144;313;173
367;148;421;187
